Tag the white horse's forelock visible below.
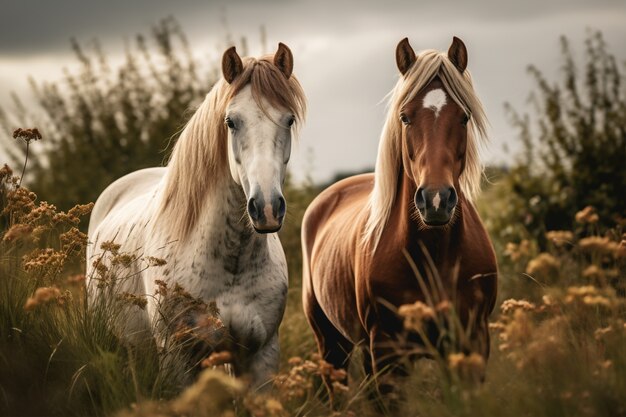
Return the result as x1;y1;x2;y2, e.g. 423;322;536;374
363;49;489;251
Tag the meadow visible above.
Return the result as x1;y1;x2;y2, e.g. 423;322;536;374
1;25;625;417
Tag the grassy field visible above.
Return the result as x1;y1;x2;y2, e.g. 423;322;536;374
1;158;625;417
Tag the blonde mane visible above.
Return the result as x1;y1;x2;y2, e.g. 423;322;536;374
364;49;489;249
154;54;306;241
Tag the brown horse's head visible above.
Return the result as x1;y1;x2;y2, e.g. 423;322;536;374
395;37;471;226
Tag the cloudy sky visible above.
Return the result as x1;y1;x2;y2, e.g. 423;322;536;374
1;0;625;183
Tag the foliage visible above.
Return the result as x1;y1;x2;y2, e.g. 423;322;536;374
497;31;626;245
0;17;218;211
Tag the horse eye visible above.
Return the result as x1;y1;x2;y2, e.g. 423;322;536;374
400;113;410;125
287;116;295;128
225;117;235;129
461;114;471;126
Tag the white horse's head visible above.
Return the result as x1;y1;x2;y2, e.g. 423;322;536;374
222;44;305;233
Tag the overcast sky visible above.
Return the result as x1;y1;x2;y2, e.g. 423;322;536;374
1;0;625;183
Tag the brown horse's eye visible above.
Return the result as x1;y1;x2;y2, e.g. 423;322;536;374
400;113;410;125
461;114;470;126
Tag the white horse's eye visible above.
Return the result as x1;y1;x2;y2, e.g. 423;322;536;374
225;117;235;129
287;116;295;128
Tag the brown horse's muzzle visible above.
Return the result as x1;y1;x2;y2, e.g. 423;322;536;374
415;186;458;226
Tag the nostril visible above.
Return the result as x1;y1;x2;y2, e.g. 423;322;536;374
247;198;259;221
276;196;286;218
414;188;426;210
447;187;458;209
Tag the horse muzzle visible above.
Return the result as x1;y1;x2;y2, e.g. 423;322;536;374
414;186;457;226
247;192;286;233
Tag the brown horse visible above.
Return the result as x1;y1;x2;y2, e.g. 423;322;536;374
302;37;497;395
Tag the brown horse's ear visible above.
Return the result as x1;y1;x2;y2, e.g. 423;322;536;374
274;42;293;79
222;46;243;84
448;36;468;73
396;37;416;76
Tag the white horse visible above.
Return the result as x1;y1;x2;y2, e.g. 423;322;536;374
87;43;306;388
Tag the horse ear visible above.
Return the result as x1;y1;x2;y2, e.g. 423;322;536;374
396;38;416;76
448;36;468;73
222;46;243;84
274;42;293;79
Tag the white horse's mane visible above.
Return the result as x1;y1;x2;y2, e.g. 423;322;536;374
363;49;489;250
154;55;306;241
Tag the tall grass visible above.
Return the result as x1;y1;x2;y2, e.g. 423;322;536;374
1;131;625;417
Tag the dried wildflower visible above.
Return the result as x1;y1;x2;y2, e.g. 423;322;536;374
501;298;536;314
545;230;574;247
448;352;485;381
0;164;13;181
525;253;560;278
100;241;121;255
398;301;435;332
244;395;288;417
67;202;94;218
66;274;86;286
117;292;148;310
146;256;167;267
155;279;168;296
578;236;619;255
60;227;88;252
582;265;605;281
111;253;137;268
23;248;67;272
24;286;62;310
504;239;532;262
13;128;42;143
201;351;233;368
3;223;33;242
575;206;599;224
594;326;613;341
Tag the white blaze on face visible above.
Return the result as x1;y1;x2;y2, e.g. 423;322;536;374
432;191;442;211
423;89;447;118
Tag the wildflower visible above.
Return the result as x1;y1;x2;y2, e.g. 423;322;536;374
578;236;618;255
0;164;13;182
201;351;233;368
155;279;168;296
60;227;88;252
23;248;67;272
398;301;435;332
111;253;137;268
100;241;121;255
545;230;574;247
66;274;86;286
117;292;148;310
2;224;33;242
525;253;559;278
24;286;62;310
146;256;167;267
13;128;42;143
504;239;532;262
575;206;599;223
582;265;605;281
594;326;612;341
448;352;485;382
500;298;536;314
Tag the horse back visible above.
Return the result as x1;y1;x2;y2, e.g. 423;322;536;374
302;173;373;343
89;167;165;237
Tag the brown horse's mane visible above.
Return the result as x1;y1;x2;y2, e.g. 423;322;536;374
154;54;307;241
364;49;489;250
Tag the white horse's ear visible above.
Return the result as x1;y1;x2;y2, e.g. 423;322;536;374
222;46;243;84
274;43;293;79
396;37;416;76
448;36;468;73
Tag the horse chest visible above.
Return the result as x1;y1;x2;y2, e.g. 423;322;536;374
163;235;287;349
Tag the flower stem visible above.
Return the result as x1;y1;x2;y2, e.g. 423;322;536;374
18;140;30;188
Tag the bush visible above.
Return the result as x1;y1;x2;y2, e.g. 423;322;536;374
495;31;626;246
